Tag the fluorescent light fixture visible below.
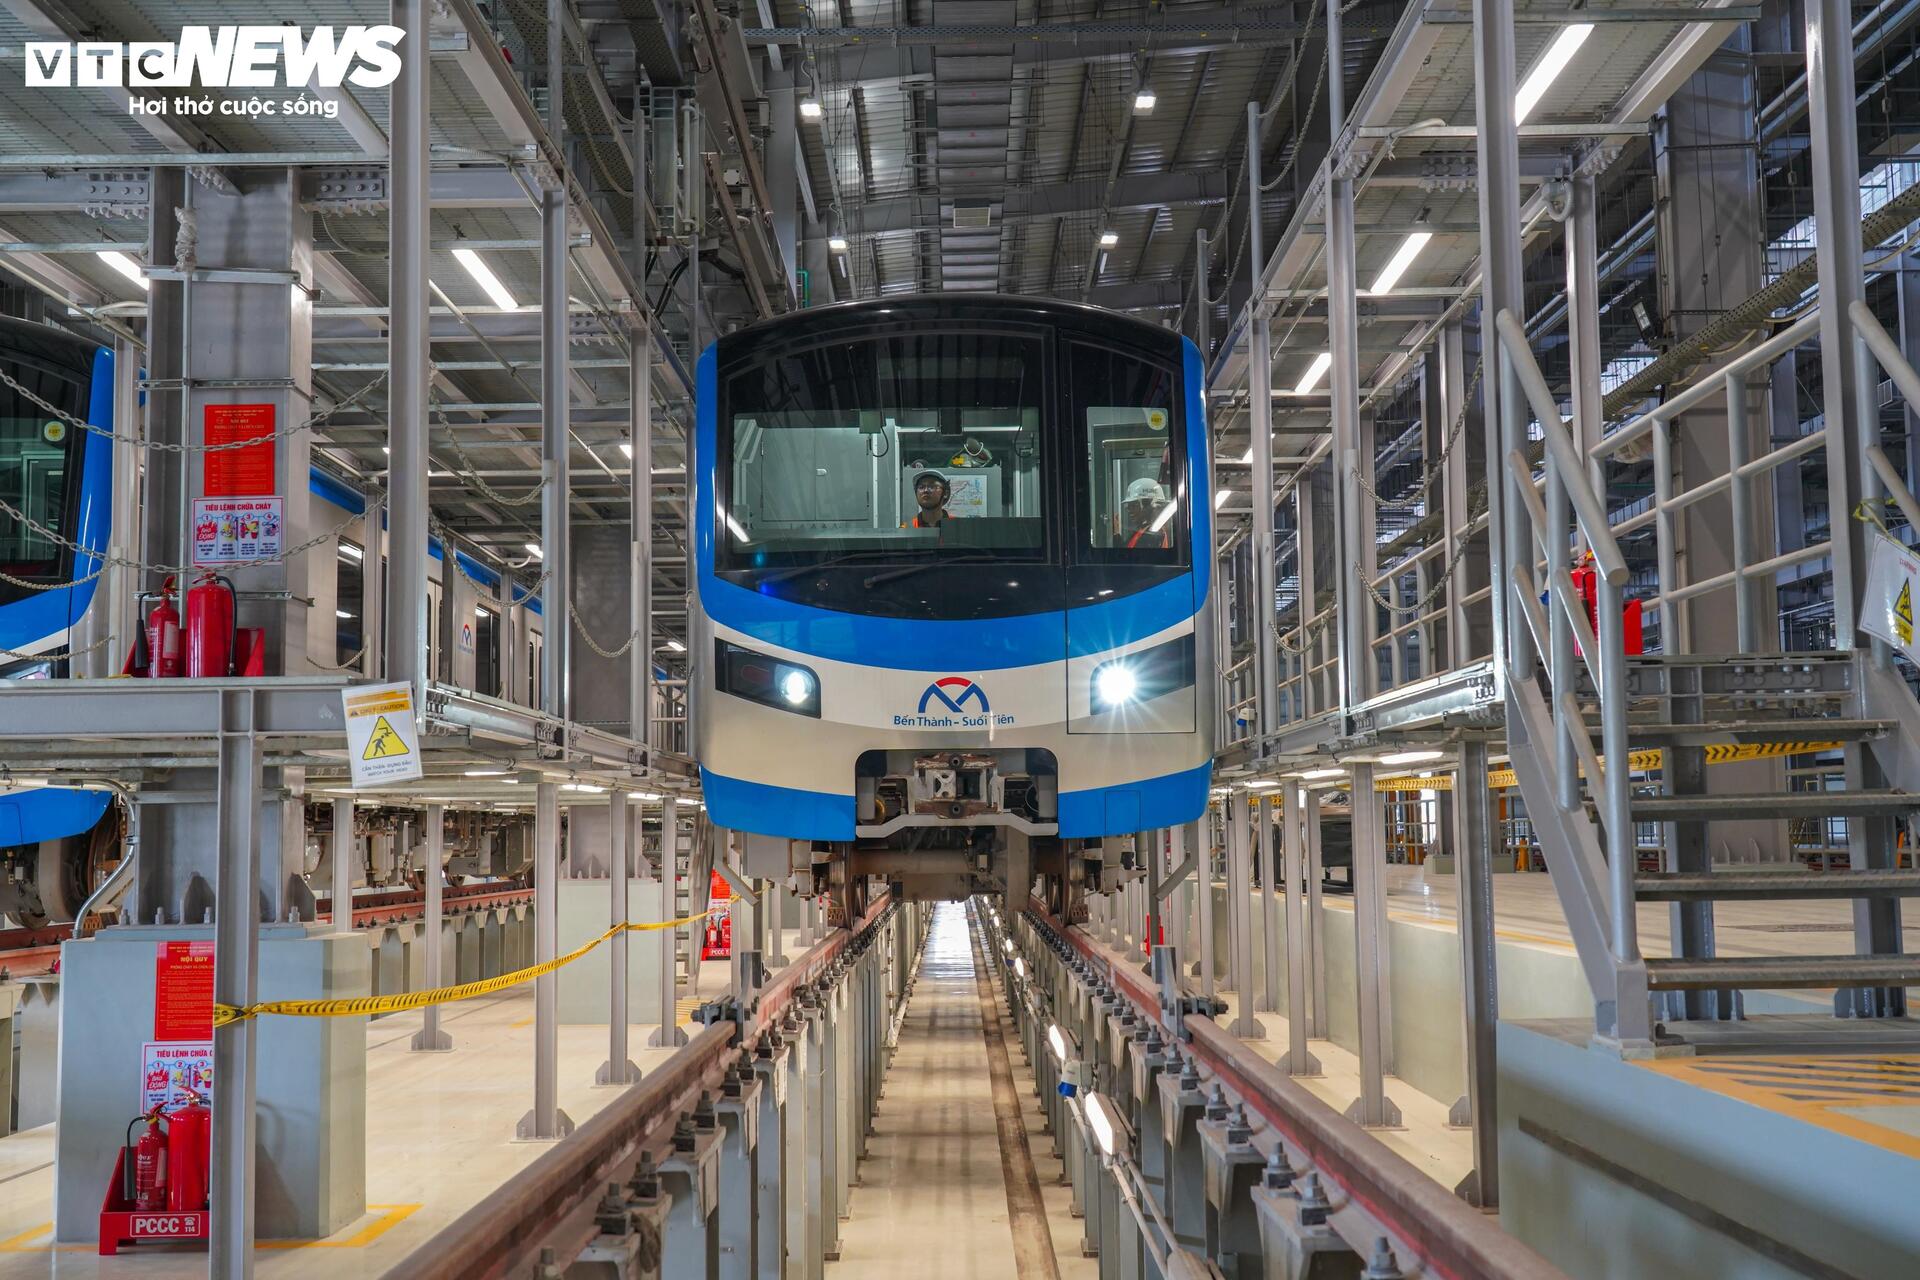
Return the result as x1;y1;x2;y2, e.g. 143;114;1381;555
1514;23;1594;124
1048;1023;1069;1063
337;542;363;560
97;250;149;290
799;98;823;120
525;542;543;559
335;609;352;619
451;246;520;311
1133;89;1157;113
1014;956;1026;979
464;768;509;777
1246;779;1281;790
1098;230;1120;248
828;236;850;253
619;443;633;459
1298;767;1347;780
1214;489;1234;510
1378;749;1445;766
1085;1091;1125;1157
628;790;663;801
1366;231;1433;296
1147;500;1177;533
561;782;607;793
664;639;687;653
1295;351;1334;394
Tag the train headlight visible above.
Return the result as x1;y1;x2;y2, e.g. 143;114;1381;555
1094;663;1138;708
714;640;822;718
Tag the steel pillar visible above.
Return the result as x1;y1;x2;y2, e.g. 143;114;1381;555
1226;793;1263;1038
412;803;452;1050
1258;798;1281;1012
1246;102;1278;749
598;794;640;1084
1451;741;1498;1207
715;1075;759;1280
751;1049;787;1279
629;108;654;749
1305;788;1329;1036
210;692;262;1278
360;494;385;679
1324;0;1366;714
1345;762;1401;1127
389;0;431;705
1471;0;1522;696
1281;782;1321;1075
1196;816;1216;999
517;780;574;1138
651;796;688;1047
330;798;354;934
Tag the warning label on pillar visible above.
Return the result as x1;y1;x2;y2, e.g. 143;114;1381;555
154;941;215;1041
1861;532;1920;659
191;496;283;566
141;1041;214;1112
342;682;423;787
202;403;276;496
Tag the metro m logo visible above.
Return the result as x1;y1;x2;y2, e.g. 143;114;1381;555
918;677;989;715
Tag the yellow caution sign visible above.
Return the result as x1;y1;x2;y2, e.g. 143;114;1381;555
212;908;715;1027
1897;580;1914;647
360;715;409;761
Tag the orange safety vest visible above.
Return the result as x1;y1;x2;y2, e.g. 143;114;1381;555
1126;527;1169;549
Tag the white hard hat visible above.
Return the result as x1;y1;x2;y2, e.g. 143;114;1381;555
1125;477;1167;504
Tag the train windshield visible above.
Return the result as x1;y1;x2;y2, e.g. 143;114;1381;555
719;330;1048;566
0;372;87;600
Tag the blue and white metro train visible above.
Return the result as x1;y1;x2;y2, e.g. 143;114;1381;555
0;315;550;926
692;296;1215;920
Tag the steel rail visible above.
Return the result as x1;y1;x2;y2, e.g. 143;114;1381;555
387;888;894;1280
1026;901;1569;1280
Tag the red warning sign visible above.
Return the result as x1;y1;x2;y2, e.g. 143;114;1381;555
153;940;215;1041
699;871;733;960
202;403;276;496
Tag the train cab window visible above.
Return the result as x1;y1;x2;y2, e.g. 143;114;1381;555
718;330;1048;567
474;604;501;697
0;411;81;593
1071;342;1185;562
335;540;365;666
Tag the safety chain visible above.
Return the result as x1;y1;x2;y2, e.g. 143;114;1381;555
427;509;551;604
1261;15;1330;195
569;602;639;659
0;633;114;663
1355;521;1477;616
1352;355;1485;510
431;401;548;507
0;562;104;592
0;362;387;453
306;646;367;673
1272;613;1329;656
0;487;364;576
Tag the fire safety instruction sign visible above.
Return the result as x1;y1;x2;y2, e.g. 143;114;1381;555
342;681;423;787
153;940;214;1041
1861;532;1920;657
191;496;283;566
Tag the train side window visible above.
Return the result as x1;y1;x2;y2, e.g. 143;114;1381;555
474;604;501;697
1069;343;1184;560
335;540;365;666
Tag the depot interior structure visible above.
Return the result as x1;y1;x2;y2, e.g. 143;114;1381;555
2;0;1920;1277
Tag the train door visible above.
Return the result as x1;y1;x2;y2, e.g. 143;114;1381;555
474;602;502;698
426;575;443;681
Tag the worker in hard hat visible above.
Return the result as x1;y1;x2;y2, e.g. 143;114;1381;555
1121;477;1173;549
904;470;957;528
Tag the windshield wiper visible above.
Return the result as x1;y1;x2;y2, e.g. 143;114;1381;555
861;555;999;589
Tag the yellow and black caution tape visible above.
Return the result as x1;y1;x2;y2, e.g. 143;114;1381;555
212;909;715;1027
1373;740;1845;793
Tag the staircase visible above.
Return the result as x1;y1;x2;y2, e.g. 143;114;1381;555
1494;308;1920;1050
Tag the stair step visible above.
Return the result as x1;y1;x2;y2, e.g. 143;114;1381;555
1636;870;1920;901
1645;954;1920;990
1613;719;1888;747
1629;790;1920;822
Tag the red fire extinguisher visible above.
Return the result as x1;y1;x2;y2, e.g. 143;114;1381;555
145;579;184;679
165;1093;211;1212
185;574;237;679
126;1110;168;1211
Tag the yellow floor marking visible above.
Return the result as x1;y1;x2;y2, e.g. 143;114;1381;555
258;1203;421;1249
1636;1055;1920;1160
0;1223;52;1252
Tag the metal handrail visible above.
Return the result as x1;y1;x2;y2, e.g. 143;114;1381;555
1495;310;1638;968
1852;301;1920;533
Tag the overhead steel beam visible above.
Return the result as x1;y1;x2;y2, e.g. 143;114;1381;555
843;170;1229;238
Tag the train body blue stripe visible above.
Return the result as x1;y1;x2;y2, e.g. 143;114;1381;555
0;787;111;847
693;339;1213;672
699;766;858;841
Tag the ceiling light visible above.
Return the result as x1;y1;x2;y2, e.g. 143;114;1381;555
799;98;823;120
561;782;606;793
1366;231;1433;296
1297;767;1347;780
464;768;509;777
1246;779;1281;790
335;609;352;619
337;543;363;561
628;790;663;801
663;639;687;653
451;246;520;311
1098;231;1120;248
97;250;148;291
619;443;633;459
1514;23;1594;124
1214;489;1234;510
1378;749;1445;765
525;542;543;559
1133;90;1157;114
828;236;850;253
1295;352;1333;394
